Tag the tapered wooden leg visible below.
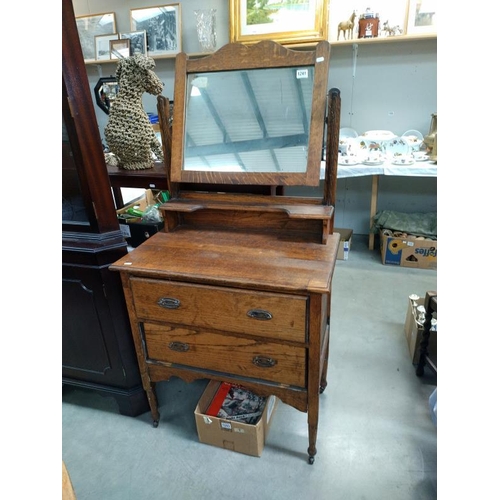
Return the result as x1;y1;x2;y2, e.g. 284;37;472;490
307;394;319;464
146;385;160;427
307;293;324;464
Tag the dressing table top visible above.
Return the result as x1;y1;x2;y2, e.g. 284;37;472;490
111;228;339;294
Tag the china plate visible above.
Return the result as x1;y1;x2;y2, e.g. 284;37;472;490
392;158;415;165
363;160;384;166
402;129;424;146
361;130;397;142
386;137;411;158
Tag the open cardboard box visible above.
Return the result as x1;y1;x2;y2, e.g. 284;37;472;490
194;380;277;457
116;189;165;247
334;228;353;260
380;230;437;269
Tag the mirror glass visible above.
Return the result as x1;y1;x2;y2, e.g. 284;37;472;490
183;65;315;173
94;76;119;114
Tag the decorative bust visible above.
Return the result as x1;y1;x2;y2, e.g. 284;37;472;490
105;54;164;170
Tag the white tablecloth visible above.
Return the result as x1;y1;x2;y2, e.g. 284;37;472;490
320;161;437;179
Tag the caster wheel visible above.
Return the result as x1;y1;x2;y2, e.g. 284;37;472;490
308;456;315;465
152;420;159;428
319;385;326;394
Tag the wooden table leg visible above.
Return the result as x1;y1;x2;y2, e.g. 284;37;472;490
368;175;380;250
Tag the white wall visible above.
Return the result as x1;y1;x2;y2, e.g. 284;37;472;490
73;0;437;236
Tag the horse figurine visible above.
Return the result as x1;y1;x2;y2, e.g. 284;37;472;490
105;54;164;170
382;20;403;37
338;11;357;40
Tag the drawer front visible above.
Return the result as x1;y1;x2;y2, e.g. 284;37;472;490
131;278;307;343
143;323;306;387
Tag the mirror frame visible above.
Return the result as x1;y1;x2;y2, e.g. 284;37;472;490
94;76;118;115
170;40;330;187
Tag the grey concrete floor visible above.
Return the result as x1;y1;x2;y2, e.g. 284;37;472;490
62;235;437;500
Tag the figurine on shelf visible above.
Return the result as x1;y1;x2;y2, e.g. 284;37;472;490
104;54;164;170
382;20;403;37
337;11;357;40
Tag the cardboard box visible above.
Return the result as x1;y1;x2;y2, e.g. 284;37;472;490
380;230;437;269
194;380;278;457
334;228;353;260
404;296;437;365
117;189;165;247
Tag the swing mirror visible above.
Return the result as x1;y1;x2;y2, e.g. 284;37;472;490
170;40;330;186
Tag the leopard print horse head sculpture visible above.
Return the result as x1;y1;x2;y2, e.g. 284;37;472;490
105;54;164;170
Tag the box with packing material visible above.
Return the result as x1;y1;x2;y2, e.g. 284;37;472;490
404;296;437;365
334;228;353;260
194;380;277;457
380;230;437;269
116;189;166;247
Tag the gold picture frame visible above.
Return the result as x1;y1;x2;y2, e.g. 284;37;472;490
405;0;437;35
229;0;328;45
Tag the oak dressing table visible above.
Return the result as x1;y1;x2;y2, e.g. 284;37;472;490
110;40;341;463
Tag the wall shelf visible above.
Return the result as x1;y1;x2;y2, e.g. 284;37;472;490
84;33;436;65
330;33;436;46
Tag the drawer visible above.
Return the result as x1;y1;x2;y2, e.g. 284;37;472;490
143;323;306;387
130;277;307;343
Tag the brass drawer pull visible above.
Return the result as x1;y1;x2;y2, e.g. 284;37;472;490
157;297;181;309
168;341;189;352
247;309;273;320
252;356;276;368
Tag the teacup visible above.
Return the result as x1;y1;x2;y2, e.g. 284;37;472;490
365;153;383;163
412;151;429;161
393;155;413;164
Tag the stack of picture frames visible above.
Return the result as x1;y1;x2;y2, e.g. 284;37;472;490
75;4;182;63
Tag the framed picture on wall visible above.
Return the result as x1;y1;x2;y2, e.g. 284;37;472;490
130;4;181;57
95;34;119;60
229;0;328;45
405;0;437;35
119;30;148;56
110;39;131;60
76;12;117;62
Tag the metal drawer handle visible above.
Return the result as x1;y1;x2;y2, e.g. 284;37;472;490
252;356;276;368
157;297;181;309
168;341;189;352
247;309;273;320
